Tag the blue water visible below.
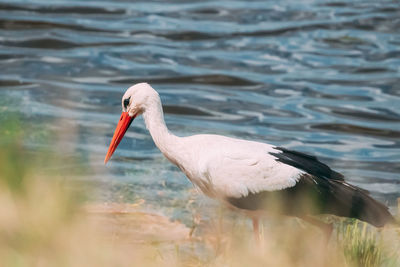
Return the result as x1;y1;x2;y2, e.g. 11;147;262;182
0;0;399;219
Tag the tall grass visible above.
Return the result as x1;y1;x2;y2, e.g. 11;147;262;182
0;117;399;266
337;220;400;267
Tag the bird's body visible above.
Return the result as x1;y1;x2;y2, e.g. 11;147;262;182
105;83;395;240
162;134;301;200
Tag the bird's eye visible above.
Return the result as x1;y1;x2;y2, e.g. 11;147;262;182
123;97;131;109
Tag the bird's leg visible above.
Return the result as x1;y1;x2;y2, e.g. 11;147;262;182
301;215;333;243
252;217;260;245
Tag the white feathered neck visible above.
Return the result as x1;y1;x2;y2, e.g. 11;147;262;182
142;94;182;165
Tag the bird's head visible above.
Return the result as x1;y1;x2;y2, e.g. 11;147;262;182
104;82;158;164
121;82;159;116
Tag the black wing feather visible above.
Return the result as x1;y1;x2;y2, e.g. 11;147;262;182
227;174;394;227
269;147;344;181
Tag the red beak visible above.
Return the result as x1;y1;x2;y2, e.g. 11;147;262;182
104;112;135;164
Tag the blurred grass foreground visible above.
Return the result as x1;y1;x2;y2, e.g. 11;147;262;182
1;116;400;267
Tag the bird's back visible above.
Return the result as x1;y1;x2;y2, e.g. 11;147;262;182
176;134;303;199
173;134;395;227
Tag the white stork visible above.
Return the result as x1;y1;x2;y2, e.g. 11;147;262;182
104;83;395;241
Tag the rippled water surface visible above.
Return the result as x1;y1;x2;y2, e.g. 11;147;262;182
1;0;399;219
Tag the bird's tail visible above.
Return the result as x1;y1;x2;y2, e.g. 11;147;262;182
326;179;396;227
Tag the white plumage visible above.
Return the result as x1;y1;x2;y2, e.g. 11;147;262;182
176;134;302;199
121;83;303;199
105;82;395;242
